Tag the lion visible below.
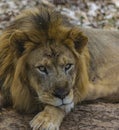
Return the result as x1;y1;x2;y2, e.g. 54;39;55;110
0;6;119;130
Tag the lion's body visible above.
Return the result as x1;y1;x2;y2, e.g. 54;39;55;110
82;28;119;100
0;7;119;130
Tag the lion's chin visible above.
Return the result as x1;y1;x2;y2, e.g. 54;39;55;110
59;102;74;114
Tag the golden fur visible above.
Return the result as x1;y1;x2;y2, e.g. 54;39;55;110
0;7;119;130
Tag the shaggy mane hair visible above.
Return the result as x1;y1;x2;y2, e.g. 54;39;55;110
0;7;89;112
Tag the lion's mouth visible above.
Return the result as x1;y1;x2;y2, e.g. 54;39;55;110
59;101;74;114
55;90;74;113
57;99;73;107
59;101;73;106
54;90;74;107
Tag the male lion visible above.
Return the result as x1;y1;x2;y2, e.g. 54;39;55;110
0;7;119;130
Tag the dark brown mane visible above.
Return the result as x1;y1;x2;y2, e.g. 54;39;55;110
6;7;70;43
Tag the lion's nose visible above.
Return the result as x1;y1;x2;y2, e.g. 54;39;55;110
53;87;70;99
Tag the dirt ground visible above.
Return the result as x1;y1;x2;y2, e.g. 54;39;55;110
0;101;119;130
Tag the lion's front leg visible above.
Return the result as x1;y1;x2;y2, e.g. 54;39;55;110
30;105;65;130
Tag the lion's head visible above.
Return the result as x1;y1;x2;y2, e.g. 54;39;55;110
0;7;89;113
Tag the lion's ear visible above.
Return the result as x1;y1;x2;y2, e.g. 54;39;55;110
10;30;28;55
69;28;88;53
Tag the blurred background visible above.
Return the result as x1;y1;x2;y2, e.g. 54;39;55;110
0;0;119;32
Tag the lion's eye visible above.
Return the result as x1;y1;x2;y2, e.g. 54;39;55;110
37;66;48;75
65;63;73;72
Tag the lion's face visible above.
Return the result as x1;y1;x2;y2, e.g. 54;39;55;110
8;26;87;113
27;43;76;112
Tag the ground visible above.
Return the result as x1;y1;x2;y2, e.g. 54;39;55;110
0;0;119;130
0;101;119;130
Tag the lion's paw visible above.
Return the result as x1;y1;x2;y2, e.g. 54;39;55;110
30;111;60;130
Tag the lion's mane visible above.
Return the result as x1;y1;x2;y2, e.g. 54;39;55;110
0;7;89;113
